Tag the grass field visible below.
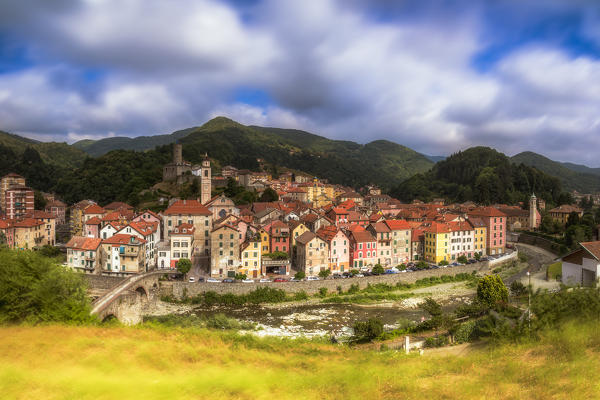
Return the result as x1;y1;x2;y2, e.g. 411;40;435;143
1;323;600;399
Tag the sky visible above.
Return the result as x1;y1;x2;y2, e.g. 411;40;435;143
0;0;599;165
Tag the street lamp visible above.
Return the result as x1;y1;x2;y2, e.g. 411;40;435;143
526;270;531;331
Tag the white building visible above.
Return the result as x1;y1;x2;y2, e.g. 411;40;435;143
562;241;600;287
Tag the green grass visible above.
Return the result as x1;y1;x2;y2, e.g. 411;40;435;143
1;323;600;399
547;262;562;281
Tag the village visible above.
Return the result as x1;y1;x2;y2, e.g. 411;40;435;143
0;143;592;285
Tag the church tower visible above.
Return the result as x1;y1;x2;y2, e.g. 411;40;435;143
200;153;211;204
529;193;539;230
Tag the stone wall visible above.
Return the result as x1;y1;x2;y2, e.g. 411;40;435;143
517;233;561;255
84;274;126;291
170;257;516;299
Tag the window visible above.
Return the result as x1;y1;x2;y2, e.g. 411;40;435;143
219;234;223;239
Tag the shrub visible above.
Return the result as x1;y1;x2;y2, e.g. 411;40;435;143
293;291;308;301
424;335;449;348
477;275;509;307
416;261;429;270
347;283;360;294
234;273;247;281
353;318;384;342
453;320;476;343
176;258;192;275
318;268;331;279
337;285;343;294
510;280;527;297
457;255;468;264
398;264;407;270
493;268;502;274
439;260;449;266
372;264;385;275
318;287;328;297
349;269;360;276
294;271;306;280
518;253;529;262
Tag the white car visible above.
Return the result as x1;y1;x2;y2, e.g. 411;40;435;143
259;278;271;283
188;277;195;283
206;278;220;283
355;273;364;278
306;276;320;281
242;279;254;283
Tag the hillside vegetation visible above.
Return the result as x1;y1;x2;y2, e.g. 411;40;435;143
1;323;599;399
0;130;87;168
511;151;600;193
392;147;567;205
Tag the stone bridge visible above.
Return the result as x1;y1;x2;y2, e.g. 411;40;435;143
90;270;180;324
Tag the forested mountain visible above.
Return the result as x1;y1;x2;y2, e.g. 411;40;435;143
0;130;86;168
510;152;600;193
176;117;433;189
73;128;195;157
392;147;569;206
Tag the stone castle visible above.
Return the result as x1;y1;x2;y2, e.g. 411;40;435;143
162;144;211;204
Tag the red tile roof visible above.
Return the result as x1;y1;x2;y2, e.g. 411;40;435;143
172;223;195;235
102;234;146;245
66;236;102;251
468;206;507;218
350;230;375;243
24;210;55;219
384;219;411;230
580;242;600;260
83;204;105;215
12;218;44;228
163;199;211;216
424;222;451;234
85;217;102;225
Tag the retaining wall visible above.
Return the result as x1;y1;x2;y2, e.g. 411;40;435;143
517;233;561;255
84;274;126;290
170;254;517;298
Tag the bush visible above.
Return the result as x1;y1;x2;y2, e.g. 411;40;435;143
424;335;449;348
398;264;407;270
234;273;247;281
318;287;328;297
518;253;529;262
439;260;449;266
416;261;429;270
457;255;468;264
176;258;192;275
353;318;384;342
510;280;527;297
293;291;308;301
349;269;360;276
453;320;476;343
477;275;509;308
372;264;384;275
294;271;306;280
0;248;94;324
337;285;343;294
318;268;331;279
347;283;360;294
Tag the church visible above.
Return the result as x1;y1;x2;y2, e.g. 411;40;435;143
162;143;212;204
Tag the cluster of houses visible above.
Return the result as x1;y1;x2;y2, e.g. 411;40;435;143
0;148;589;281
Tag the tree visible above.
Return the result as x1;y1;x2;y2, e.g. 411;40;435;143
0;231;6;246
421;297;442;318
177;258;192;276
234;273;247;281
259;187;279;202
372;264;384;275
34;190;47;210
476;275;509;308
318;268;331;278
510;280;527;297
457;255;468;264
352;318;384;342
474;252;481;261
294;271;306;280
566;212;581;228
0;248;94;323
439;260;449;266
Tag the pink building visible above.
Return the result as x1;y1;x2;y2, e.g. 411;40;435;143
5;186;34;220
317;226;350;273
348;226;377;270
468;207;507;255
45;199;67;225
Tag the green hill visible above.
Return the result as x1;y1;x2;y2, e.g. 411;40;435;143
177;117;434;189
392;147;567;205
0;130;87;168
510;151;600;193
72;128;196;157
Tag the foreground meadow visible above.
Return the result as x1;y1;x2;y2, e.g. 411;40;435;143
1;323;600;399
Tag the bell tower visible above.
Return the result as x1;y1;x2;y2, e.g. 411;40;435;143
529;193;538;229
201;153;211;204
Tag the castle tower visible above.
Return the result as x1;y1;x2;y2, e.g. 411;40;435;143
200;153;211;204
173;143;183;164
529;193;539;229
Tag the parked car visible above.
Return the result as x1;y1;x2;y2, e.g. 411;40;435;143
384;269;398;274
467;259;476;264
197;277;205;282
259;278;271;283
242;279;254;283
332;274;343;279
342;272;352;278
290;277;302;282
363;271;373;276
306;276;320;281
355;273;364;277
188;277;195;283
206;278;220;283
273;278;288;282
222;278;234;283
451;262;459;267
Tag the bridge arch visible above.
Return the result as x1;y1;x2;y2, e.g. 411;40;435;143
135;286;148;300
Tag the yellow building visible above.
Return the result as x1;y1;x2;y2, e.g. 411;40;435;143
423;222;451;264
301;178;335;208
289;221;310;247
240;237;262;278
469;218;487;256
12;218;45;250
259;228;270;254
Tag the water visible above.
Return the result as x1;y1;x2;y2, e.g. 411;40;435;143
188;303;435;339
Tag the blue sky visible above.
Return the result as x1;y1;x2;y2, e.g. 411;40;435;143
0;0;599;165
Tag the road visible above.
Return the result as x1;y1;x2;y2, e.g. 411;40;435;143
508;243;561;291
